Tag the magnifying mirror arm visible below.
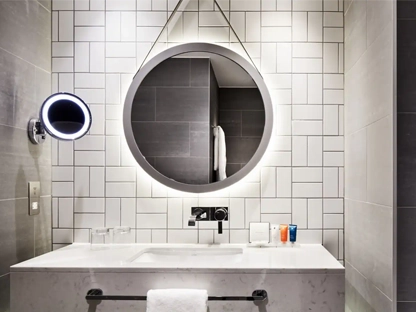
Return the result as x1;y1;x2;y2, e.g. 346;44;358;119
28;118;46;145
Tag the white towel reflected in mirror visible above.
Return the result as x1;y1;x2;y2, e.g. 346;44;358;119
214;125;227;181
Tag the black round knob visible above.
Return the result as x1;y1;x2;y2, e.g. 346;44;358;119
214;208;227;221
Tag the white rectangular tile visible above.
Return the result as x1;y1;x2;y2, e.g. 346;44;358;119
74;198;105;213
90;42;105;72
323;43;339;73
308;136;323;166
121;198;136;228
324;12;343;27
323;230;339;258
323;167;339;197
323;198;344;213
324;90;344;104
292;121;323;135
75;151;105;166
106;12;121;41
137;12;167;26
323;136;344;151
308;12;322;42
75;27;105;41
52;42;74;57
324;74;343;89
90;167;105;197
293;0;322;11
261;167;276;197
324;105;339;135
106;167;136;182
292;183;322;198
106;136;121;166
309;76;325;104
261;213;291;225
230;0;260;10
292;198;307;228
168;230;198;243
106;42;136;58
52;58;73;73
276;167;292;197
308;199;323;228
293;168;323;182
293;43;322;58
59;12;74;41
261;198;291;213
106;0;136;10
74;167;89;197
262;12;291;26
152;230;167;243
74;42;89;72
136;214;166;228
75;136;105;151
324;152;344;166
106;198;121;227
292;59;322;73
261;43;277;74
52;167;74;182
167;198;182;229
58;198;74;228
292;12;307;42
121;12;136;41
229;198;245;229
324;214;343;229
106;58;136;73
292;105;322;120
245;198;261;228
297;229;322;243
136;198;167;213
106;182;136;197
261;27;291;42
292;74;307;104
75;12;105;26
275;105;292;135
136;230;151;243
292;136;307;166
53;229;73;244
74;213;105;228
324;28;343;43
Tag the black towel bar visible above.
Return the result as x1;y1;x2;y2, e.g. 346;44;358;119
86;289;268;302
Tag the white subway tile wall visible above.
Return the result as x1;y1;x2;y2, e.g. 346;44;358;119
51;0;344;260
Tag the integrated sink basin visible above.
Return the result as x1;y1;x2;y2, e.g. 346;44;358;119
129;247;244;264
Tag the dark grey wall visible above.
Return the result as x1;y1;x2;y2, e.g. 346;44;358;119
218;88;264;177
0;1;52;311
132;58;216;184
397;2;416;310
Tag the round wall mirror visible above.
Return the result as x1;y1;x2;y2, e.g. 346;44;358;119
124;43;273;193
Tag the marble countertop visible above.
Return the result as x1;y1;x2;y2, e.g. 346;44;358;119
11;243;344;274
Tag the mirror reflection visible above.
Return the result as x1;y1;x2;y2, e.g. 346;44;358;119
131;52;265;185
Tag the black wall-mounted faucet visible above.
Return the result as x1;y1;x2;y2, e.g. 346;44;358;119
188;207;228;234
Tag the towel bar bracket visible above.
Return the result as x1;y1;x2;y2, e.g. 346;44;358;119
86;288;268;302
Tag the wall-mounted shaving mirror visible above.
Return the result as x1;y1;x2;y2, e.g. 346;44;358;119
28;92;92;144
124;43;273;193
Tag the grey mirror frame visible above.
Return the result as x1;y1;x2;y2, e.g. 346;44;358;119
123;43;274;193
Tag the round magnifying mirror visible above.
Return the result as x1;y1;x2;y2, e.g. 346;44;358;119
124;43;273;193
40;92;92;141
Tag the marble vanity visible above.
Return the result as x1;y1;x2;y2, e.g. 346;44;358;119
10;243;344;312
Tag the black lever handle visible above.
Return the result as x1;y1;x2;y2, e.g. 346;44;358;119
218;221;223;234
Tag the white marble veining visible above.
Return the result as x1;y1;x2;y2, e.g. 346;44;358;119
11;243;344;273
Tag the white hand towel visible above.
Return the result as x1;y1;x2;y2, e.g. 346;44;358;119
217;126;227;181
146;289;208;312
213;127;219;171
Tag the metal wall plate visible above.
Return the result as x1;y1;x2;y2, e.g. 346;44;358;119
28;181;41;216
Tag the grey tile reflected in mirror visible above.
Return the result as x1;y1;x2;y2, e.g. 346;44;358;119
131;52;265;185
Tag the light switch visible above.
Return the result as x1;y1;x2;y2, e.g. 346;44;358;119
28;181;41;216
